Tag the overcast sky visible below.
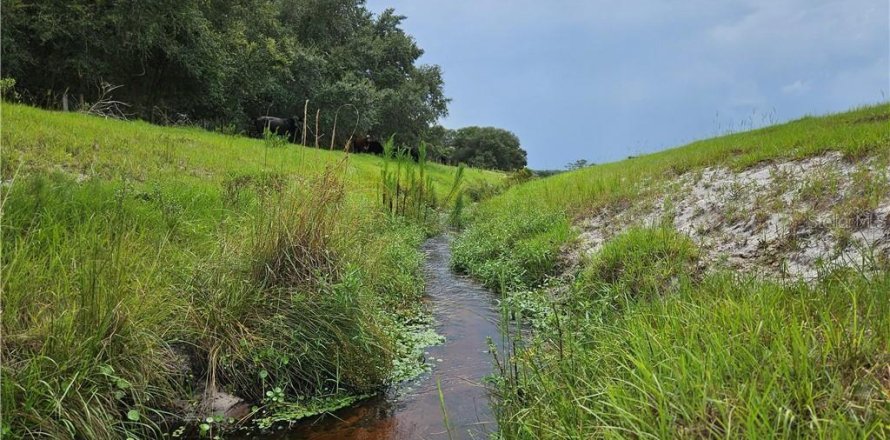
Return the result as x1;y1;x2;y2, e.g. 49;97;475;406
364;0;889;169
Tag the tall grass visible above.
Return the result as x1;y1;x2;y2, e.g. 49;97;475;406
380;138;436;223
494;263;890;438
0;166;415;438
185;161;397;403
379;139;467;227
0;103;499;438
252;161;346;289
1;175;186;438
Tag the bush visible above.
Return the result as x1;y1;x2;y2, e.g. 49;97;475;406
464;179;504;202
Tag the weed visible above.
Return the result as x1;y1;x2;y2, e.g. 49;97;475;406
798;166;842;209
380;139;436;223
835;164;889;230
436;375;454;440
448;191;466;228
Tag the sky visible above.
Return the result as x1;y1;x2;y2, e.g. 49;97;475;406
363;0;890;169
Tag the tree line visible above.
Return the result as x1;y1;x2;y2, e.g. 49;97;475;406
424;126;527;171
2;0;527;171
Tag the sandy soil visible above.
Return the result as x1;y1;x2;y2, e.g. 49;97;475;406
575;152;890;281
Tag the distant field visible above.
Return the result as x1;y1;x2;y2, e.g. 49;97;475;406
453;103;890;438
0;103;500;439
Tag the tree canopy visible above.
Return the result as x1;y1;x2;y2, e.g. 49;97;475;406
446;126;527;171
1;0;447;146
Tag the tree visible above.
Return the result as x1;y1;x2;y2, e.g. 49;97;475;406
565;159;592;170
448;126;527;171
421;124;454;163
1;1;447;145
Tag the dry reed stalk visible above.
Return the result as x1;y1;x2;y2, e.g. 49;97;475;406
302;100;309;145
253;160;349;289
314;109;320;148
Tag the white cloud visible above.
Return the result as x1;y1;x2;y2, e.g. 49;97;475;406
781;80;811;95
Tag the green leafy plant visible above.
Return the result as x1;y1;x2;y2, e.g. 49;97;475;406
264;387;285;405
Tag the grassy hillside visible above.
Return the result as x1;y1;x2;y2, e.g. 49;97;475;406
453;103;890;438
0;103;500;439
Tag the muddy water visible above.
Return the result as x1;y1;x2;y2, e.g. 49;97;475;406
257;235;502;440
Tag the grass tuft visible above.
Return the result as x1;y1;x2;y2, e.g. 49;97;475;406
580;227;700;301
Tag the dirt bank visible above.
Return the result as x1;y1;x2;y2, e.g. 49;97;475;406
575;152;890;280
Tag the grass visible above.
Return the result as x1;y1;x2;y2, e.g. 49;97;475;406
451;209;571;291
0;103;501;439
453;103;890;438
0;104;496;199
495;264;890;438
579;227;700;302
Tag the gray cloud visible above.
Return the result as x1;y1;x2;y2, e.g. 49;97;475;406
367;0;889;168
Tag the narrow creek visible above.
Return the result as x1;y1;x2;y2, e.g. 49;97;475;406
250;235;503;439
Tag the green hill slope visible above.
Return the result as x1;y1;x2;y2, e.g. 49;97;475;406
453;103;890;438
0;103;500;439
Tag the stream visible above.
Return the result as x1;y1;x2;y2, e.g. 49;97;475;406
250;235;503;440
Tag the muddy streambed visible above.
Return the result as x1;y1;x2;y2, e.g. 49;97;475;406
236;235;503;439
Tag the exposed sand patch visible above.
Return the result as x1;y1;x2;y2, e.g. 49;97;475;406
575;152;890;280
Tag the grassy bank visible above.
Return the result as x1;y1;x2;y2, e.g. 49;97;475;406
0;103;500;439
453;103;890;438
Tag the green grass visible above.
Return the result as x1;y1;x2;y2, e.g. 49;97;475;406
455;103;890;438
455;103;890;291
496;263;890;438
579;226;700;302
0;104;497;199
0;103;500;439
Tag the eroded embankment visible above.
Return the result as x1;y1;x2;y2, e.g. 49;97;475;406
573;152;890;280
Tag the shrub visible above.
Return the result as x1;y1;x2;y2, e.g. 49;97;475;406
0;77;18;100
463;179;504;202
